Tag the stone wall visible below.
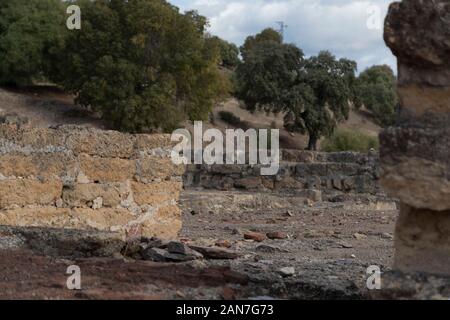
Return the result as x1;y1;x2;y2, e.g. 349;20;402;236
183;150;382;200
381;0;450;277
0;125;184;240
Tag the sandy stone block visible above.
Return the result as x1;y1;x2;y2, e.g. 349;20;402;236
65;128;135;158
0;179;62;208
133;134;173;151
0;153;75;179
137;156;185;181
395;205;450;277
274;177;304;190
131;181;182;206
71;208;135;231
14;127;66;148
78;154;136;183
0;207;133;235
0;207;71;228
62;183;122;208
140;205;182;239
381;157;450;211
398;85;450;115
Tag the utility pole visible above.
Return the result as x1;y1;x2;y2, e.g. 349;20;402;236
276;21;288;40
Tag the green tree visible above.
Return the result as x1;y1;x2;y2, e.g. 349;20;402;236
54;0;226;133
206;36;240;68
356;65;398;126
0;0;67;85
240;28;282;60
291;51;360;150
236;29;359;150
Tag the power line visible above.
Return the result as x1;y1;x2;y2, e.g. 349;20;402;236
276;21;288;40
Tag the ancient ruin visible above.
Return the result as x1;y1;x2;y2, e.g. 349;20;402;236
381;0;450;277
0;124;184;241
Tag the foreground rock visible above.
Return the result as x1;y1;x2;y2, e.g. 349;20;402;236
381;0;450;278
0;226;125;258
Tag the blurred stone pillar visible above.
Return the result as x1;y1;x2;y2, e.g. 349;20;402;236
381;0;450;276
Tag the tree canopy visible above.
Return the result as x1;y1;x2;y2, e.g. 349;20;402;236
356;65;398;127
52;0;227;133
236;29;360;150
0;0;66;85
206;36;240;69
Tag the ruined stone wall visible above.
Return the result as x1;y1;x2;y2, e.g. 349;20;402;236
0;125;184;240
184;150;382;200
381;0;450;276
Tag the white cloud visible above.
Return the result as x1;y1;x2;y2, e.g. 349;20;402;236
172;0;396;72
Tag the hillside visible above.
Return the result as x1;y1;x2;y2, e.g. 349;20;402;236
0;86;381;150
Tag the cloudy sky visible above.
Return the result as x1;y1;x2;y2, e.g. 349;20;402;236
172;0;396;72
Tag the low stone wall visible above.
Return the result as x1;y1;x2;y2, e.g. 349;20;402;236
183;150;382;200
0;125;184;240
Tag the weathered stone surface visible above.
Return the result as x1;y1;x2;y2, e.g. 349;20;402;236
397;85;450;115
382;0;450;280
234;177;263;190
381;157;450;211
0;153;75;179
63;183;123;208
131;181;182;206
78;154;136;183
137;155;185;181
0;125;184;241
371;271;450;300
281;149;315;163
140;205;182;240
184;153;381;197
64;127;135;158
243;231;267;242
0;179;62;208
0;207;135;232
266;231;288;240
0;225;125;258
394;205;450;276
384;0;450;86
188;245;240;260
133;134;173;151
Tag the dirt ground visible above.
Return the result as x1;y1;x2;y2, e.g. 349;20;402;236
0;87;106;129
0;196;397;300
0;86;394;299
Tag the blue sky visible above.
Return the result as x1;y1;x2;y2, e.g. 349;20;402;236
171;0;396;72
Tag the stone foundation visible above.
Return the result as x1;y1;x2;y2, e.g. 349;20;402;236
0;125;184;240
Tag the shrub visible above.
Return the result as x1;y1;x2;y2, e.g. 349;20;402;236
322;129;379;153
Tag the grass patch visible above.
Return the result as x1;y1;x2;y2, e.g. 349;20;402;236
322;129;379;153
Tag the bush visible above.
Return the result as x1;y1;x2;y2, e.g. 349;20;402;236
322;129;379;153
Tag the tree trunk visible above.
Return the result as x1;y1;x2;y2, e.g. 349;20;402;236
307;134;318;151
